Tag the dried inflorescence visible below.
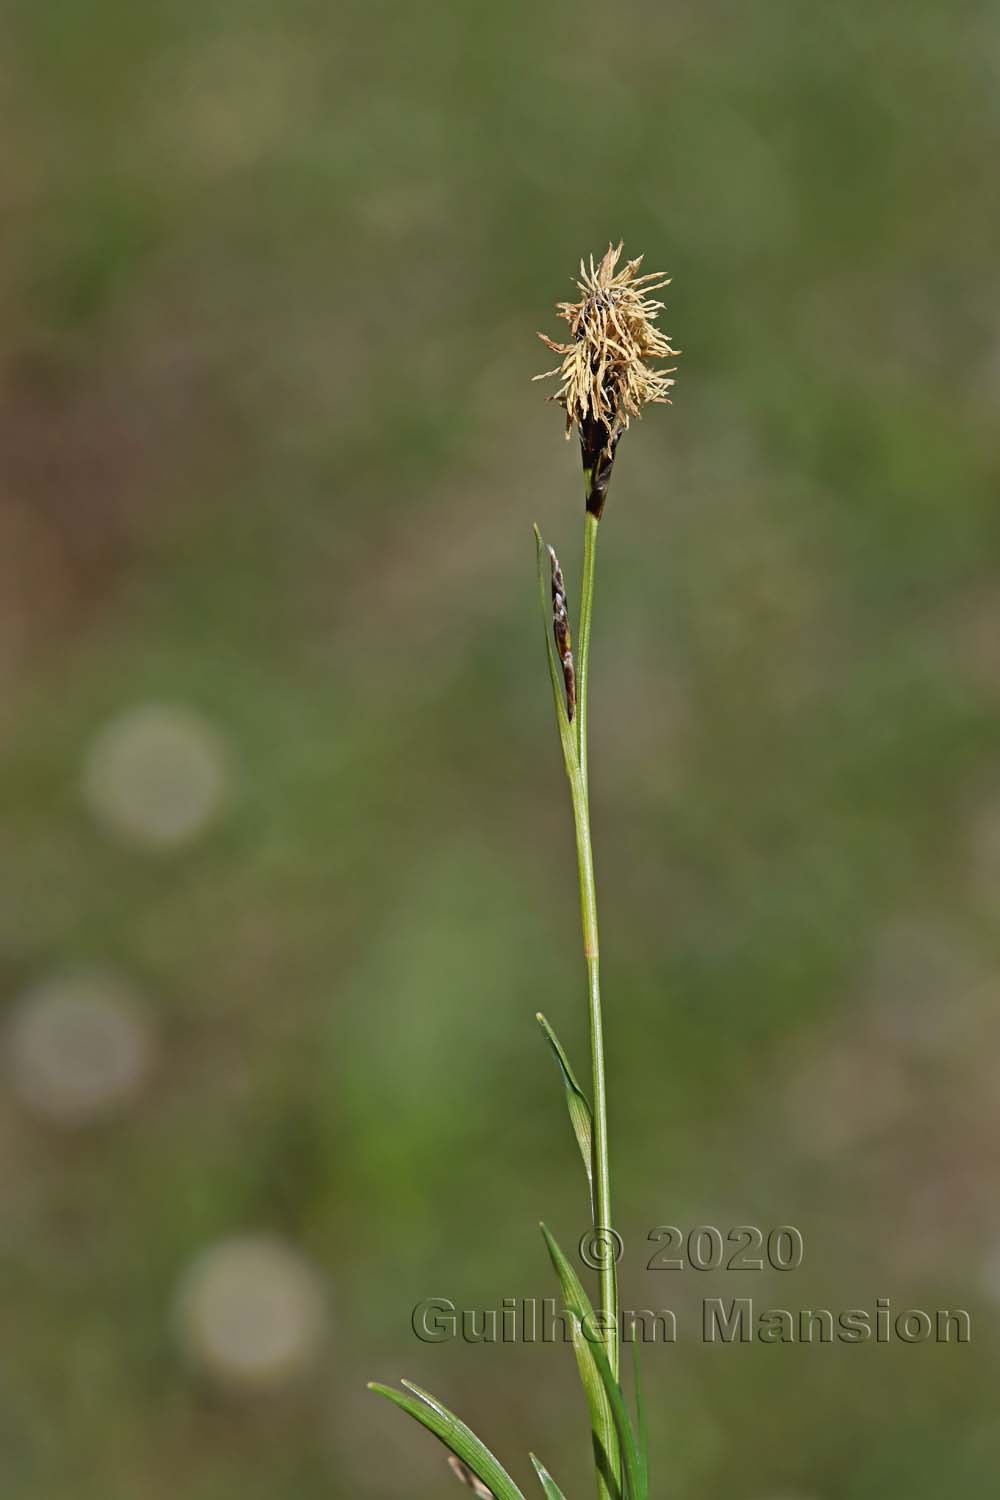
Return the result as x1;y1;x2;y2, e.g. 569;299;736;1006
535;243;678;454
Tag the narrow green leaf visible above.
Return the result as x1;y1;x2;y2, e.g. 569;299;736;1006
632;1340;648;1496
534;526;578;773
536;1225;620;1500
367;1381;525;1500
536;1012;594;1213
540;1225;644;1500
530;1453;570;1500
584;1334;645;1500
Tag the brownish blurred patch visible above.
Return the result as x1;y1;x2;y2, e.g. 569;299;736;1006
0;328;236;706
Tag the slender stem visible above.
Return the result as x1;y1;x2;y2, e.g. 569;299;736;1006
571;511;618;1382
577;512;600;788
535;510;619;1492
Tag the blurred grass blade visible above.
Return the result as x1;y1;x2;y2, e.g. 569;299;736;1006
368;1381;525;1500
540;1225;644;1500
530;1453;570;1500
536;1012;594;1213
631;1341;648;1495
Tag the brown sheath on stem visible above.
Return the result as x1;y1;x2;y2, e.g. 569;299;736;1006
547;543;576;722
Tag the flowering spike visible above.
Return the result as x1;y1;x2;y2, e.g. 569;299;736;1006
535;243;679;517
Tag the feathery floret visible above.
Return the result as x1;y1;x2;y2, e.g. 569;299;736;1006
535;243;679;453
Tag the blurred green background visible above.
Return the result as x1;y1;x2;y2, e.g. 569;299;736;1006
3;0;1000;1496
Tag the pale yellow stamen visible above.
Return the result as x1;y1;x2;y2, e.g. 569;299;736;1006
535;242;679;451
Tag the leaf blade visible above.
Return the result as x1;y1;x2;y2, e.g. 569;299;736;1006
632;1339;648;1496
537;1225;620;1500
536;1011;594;1213
540;1225;644;1500
530;1453;570;1500
368;1381;525;1500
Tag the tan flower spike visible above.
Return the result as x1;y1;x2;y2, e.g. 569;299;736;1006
535;243;679;517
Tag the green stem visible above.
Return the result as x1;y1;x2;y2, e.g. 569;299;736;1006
577;512;599;788
571;512;618;1383
534;513;619;1499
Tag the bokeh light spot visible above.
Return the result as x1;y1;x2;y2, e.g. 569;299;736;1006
82;702;231;850
5;970;154;1126
172;1235;329;1393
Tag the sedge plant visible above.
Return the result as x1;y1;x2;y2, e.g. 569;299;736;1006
369;244;679;1500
